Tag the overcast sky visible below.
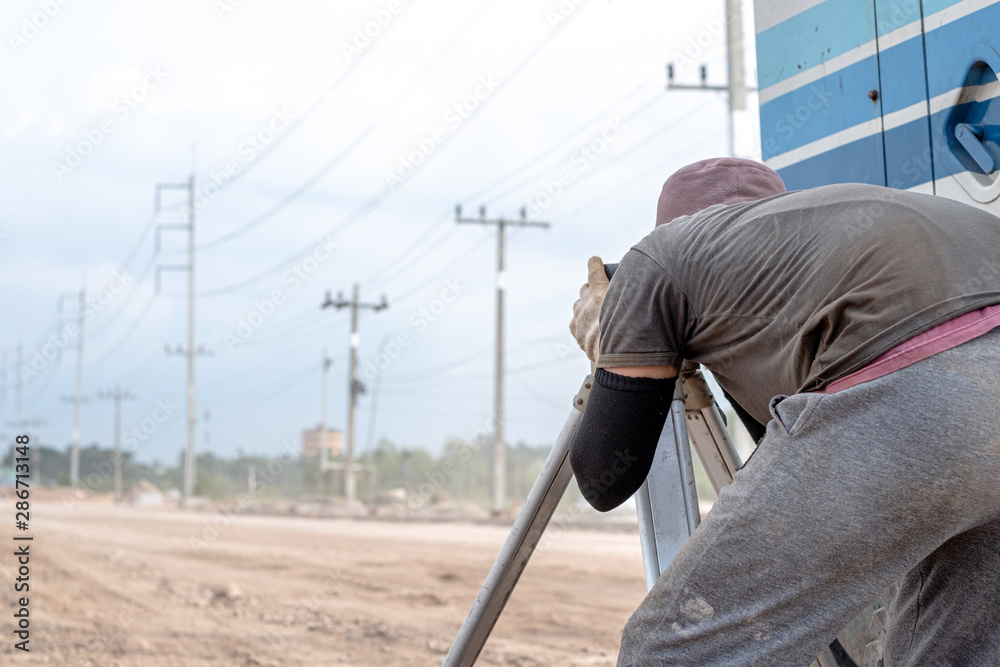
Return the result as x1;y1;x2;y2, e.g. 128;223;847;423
1;0;760;467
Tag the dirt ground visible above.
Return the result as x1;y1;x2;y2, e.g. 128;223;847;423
0;501;647;666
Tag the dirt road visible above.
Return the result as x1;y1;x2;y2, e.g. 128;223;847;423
0;502;646;666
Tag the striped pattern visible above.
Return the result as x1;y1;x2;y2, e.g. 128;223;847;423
754;0;1000;204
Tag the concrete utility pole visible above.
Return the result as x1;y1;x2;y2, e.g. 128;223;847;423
321;285;387;505
98;386;136;501
666;0;749;157
58;289;87;488
455;205;549;517
156;174;207;505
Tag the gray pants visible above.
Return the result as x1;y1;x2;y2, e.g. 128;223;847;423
618;329;1000;666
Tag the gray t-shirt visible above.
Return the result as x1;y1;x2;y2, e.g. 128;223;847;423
597;183;1000;424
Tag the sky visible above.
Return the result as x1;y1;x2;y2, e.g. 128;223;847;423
1;0;761;467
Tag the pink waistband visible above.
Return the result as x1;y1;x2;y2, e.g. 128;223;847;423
819;303;1000;394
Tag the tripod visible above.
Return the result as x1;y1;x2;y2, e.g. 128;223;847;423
442;364;877;667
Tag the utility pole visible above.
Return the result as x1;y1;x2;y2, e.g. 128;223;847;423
156;174;207;505
455;204;549;517
665;0;749;157
321;285;387;505
98;386;136;501
57;289;87;488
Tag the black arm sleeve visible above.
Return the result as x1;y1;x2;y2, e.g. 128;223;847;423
569;368;676;512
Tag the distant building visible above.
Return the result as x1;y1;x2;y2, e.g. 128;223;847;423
301;427;343;459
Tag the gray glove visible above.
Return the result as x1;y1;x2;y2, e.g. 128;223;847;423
569;256;609;364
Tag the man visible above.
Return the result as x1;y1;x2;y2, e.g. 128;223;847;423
568;157;1000;666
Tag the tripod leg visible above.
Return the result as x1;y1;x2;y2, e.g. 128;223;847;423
635;386;700;590
442;377;591;667
682;370;745;492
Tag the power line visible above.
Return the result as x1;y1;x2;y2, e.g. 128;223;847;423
359;80;665;293
554;133;717;223
207;0;424;193
193;0;591;298
381;102;710;308
86;290;160;369
379;344;493;383
391;235;494;304
461;75;662;206
196;0;496;252
479;89;668;207
362;212;456;289
88;251;157;340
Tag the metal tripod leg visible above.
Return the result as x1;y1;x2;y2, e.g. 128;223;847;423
634;381;700;589
634;368;746;588
442;376;593;667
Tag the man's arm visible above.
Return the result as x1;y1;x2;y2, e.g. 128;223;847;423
569;366;676;512
568;251;686;511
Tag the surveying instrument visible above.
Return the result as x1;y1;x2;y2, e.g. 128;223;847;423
443;265;881;667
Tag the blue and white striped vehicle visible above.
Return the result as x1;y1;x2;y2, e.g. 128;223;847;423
754;0;1000;213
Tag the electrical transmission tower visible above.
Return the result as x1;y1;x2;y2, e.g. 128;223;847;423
455;204;549;517
155;175;209;505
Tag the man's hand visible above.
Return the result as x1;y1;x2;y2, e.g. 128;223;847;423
569;256;610;363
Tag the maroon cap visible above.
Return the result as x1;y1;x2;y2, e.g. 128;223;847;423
656;157;786;227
